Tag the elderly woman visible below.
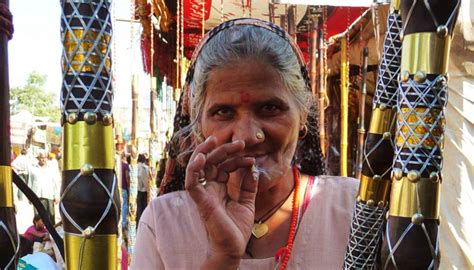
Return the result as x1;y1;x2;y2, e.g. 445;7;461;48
132;18;358;269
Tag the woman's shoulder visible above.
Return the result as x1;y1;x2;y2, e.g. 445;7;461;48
305;174;359;205
149;191;195;213
316;175;359;190
143;191;197;224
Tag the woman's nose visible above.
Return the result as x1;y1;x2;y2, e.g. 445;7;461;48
231;117;264;147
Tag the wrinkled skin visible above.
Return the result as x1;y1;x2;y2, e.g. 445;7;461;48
185;59;304;268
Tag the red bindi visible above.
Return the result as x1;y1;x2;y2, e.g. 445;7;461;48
240;92;251;103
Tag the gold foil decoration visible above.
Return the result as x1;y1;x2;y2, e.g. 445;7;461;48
401;33;451;75
0;166;13;207
396;108;443;148
63;30;111;52
63;29;111;73
63;122;114;171
63;55;111;74
359;175;391;204
368;108;396;135
65;233;116;270
389;177;440;219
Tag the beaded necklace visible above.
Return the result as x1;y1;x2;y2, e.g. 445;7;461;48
275;166;300;270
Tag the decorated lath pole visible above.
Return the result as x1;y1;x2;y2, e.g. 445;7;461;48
344;1;402;268
355;47;369;180
318;20;327;158
0;1;18;269
340;35;349;177
148;4;157;201
60;0;119;269
127;75;139;262
382;0;460;268
309;17;318;99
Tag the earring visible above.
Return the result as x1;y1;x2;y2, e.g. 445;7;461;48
195;132;205;143
299;125;308;139
256;131;265;140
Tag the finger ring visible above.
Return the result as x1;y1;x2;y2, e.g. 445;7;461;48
198;177;207;186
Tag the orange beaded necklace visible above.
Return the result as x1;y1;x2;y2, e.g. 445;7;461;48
274;166;300;270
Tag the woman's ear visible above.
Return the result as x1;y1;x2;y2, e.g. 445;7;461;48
300;110;309;129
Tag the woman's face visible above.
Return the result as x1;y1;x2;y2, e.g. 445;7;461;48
200;58;303;186
35;219;45;229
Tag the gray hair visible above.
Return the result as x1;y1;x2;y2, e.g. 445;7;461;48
187;25;312;140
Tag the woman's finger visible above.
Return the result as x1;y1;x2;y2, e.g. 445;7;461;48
185;153;207;191
205;140;245;165
203;140;245;181
189;136;218;163
215;157;255;183
239;166;259;204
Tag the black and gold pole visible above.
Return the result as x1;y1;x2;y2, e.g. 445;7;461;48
344;1;402;268
382;0;460;268
60;1;119;269
0;1;18;269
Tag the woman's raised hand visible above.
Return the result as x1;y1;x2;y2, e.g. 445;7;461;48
185;136;258;269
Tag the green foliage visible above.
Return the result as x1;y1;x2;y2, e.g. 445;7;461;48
10;71;60;122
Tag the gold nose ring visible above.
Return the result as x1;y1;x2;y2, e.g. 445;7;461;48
256;131;264;140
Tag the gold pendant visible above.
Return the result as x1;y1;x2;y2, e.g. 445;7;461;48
252;222;269;239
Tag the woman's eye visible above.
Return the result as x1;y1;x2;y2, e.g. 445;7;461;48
214;108;234;118
260;104;281;115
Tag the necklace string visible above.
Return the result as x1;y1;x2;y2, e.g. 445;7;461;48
254;183;295;224
246;167;301;265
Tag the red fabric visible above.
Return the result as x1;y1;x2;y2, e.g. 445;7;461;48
182;0;212;57
183;0;212;29
121;245;128;270
325;7;365;38
141;36;152;74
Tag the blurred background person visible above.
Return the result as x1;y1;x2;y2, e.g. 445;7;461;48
11;148;31;201
136;153;150;226
30;151;60;223
121;154;130;230
23;215;49;244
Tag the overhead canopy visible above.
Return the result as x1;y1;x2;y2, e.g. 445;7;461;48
272;0;375;7
181;1;366;59
139;0;367;83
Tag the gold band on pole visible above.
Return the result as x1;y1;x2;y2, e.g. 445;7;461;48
389;177;440;219
65;234;117;270
63;122;115;171
390;0;400;12
340;37;349;176
0;166;13;207
401;33;451;75
358;175;391;206
368;108;396;135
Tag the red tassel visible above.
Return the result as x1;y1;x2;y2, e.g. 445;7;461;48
275;246;288;262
